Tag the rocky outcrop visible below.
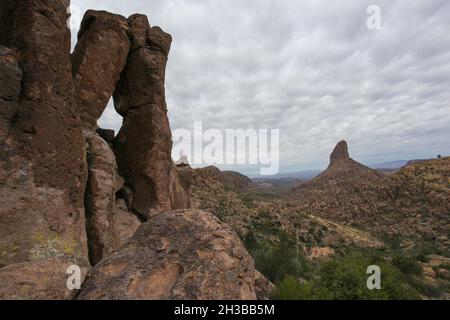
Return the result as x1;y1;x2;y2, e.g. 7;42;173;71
72;10;130;129
113;15;188;219
329;140;350;165
96;128;115;147
193;166;253;191
304;247;335;261
0;46;21;142
0;1;15;46
291;141;389;223
0;2;269;301
0;0;90;299
112;199;142;248
0;258;89;300
222;171;254;190
84;131;122;265
78;210;259;300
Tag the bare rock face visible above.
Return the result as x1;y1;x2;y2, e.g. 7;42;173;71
0;258;89;300
114;15;189;219
0;0;90;299
0;1;14;46
0;46;21;141
78;210;258;300
112;199;142;248
84;131;121;265
329;140;350;165
176;164;193;208
96;128;115;147
72;10;130;129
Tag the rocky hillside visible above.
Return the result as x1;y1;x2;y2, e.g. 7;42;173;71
291;141;450;253
189;165;383;260
0;1;269;300
292;140;391;223
188;146;450;299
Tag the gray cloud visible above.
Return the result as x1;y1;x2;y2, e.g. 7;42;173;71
71;0;450;175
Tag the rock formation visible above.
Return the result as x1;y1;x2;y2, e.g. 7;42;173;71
0;46;21;142
0;1;267;300
113;14;188;219
221;171;254;190
112;199;142;248
78;210;260;300
290;141;450;252
329;140;350;165
72;10;130;129
292;140;389;223
192;166;254;191
84;130;121;265
0;0;90;299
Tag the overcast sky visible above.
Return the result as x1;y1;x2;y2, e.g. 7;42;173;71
71;0;450;175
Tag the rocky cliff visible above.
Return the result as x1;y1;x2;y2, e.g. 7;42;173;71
0;1;267;300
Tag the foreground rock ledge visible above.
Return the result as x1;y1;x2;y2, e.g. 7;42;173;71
78;210;263;300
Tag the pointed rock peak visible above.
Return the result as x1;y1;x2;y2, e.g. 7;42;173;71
330;140;350;164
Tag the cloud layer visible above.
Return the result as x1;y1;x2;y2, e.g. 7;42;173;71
71;0;450;174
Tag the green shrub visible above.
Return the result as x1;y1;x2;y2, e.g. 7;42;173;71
251;233;308;284
272;250;423;300
274;276;334;300
313;251;422;300
392;256;423;276
274;276;313;300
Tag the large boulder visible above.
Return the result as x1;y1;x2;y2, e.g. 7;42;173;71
0;0;90;299
0;258;89;300
78;210;260;300
72;10;130;129
113;15;188;219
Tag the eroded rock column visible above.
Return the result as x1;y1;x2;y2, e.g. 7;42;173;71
114;15;189;219
71;10;130;129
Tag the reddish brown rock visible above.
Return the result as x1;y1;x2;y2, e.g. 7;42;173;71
0;1;15;46
0;0;90;299
0;258;89;300
78;210;259;300
292;141;387;223
96;128;115;147
329;140;350;165
114;15;188;219
0;46;21;141
112;198;142;248
176;164;193;207
72;10;130;128
84;130;122;265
